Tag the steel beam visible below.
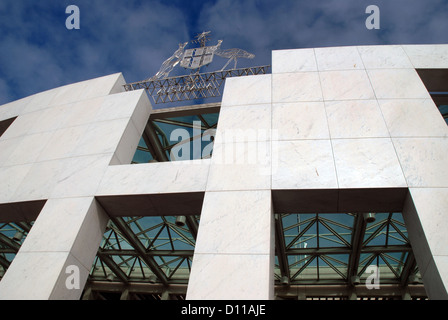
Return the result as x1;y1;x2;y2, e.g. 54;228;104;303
347;213;366;286
275;214;290;281
143;121;169;162
109;216;169;285
0;233;20;252
97;253;129;284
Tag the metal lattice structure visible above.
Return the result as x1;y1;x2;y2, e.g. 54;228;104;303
124;65;271;104
125;30;268;104
0;222;33;277
90;216;198;285
275;213;420;287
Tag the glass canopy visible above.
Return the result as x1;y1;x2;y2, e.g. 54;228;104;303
274;212;419;287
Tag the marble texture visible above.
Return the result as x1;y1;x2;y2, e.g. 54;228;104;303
3;131;54;166
367;69;430;99
272;102;330;140
22;73;125;115
332;138;407;188
0;96;32;122
70;118;131;157
325;100;389;139
187;190;274;300
195;190;273;254
214;104;271;144
221;74;271;107
393;138;448;187
0;111;36;140
96;160;210;195
403;44;448;69
207;141;271;191
0;197;107;300
406;188;448;258
50;155;113;198
272;72;323;103
272;140;338;189
0;164;33;203
358;45;413;69
113;120;141;165
272;48;317;73
0;251;81;300
402;188;448;299
320;70;375;101
186;253;273;300
379;99;448;138
315;46;364;71
19;197;108;269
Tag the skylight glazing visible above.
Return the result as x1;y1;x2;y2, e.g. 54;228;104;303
275;212;420;286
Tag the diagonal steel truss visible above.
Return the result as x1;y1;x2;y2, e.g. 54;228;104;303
275;212;420;288
124;65;270;104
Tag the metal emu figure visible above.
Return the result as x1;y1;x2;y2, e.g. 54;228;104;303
213;44;256;70
148;32;255;80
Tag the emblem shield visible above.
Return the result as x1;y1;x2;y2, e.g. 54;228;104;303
180;46;215;69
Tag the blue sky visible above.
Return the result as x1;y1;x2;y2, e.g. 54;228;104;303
0;0;448;105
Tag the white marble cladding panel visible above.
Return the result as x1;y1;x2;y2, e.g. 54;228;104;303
2;131;54;166
272;102;330;140
272;140;338;189
393;138;448;187
0;251;87;300
0;163;32;203
315;46;364;71
272;72;323;103
358;45;414;69
407;188;448;259
0;73;125;122
96;160;210;195
403;188;448;299
379;99;448;138
9;154;111;201
24;73;126;114
325;100;389;139
0;197;107;300
187;253;273;300
207;140;271;191
214;103;271;144
424;256;448;300
403;44;448;68
19;197;108;270
272;48;317;73
367;69;430;99
320;70;375;101
1;92;149;166
332;138;407;188
195;190;273;254
221;74;271;107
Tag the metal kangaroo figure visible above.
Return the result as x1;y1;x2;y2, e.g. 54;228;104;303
148;32;256;80
149;41;189;80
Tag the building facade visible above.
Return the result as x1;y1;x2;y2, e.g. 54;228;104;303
0;44;447;300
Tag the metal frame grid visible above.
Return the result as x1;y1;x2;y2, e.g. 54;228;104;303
89;215;198;285
274;212;421;288
124;65;270;104
132;104;220;164
0;222;33;279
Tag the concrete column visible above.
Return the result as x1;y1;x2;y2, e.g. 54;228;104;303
187;75;275;299
0;197;108;299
